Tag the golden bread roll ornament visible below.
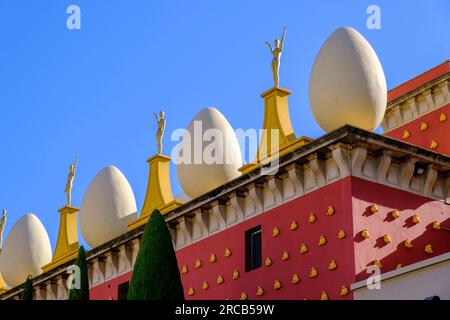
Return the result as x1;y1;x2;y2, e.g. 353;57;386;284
290;220;298;231
291;273;300;284
272;227;280;237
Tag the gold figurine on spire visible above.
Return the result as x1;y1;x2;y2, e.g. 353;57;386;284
0;209;6;252
64;157;78;207
128;110;183;230
265;27;286;87
153;111;166;154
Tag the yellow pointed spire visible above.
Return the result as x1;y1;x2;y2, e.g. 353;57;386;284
42;205;79;273
128;154;183;230
0;272;8;294
128;112;183;230
258;87;297;155
239;87;311;174
42;158;80;273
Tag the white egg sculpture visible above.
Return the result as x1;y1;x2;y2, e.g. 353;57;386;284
80;166;137;248
176;107;243;199
309;27;387;132
0;213;52;288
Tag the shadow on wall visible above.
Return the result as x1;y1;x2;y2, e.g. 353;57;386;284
351;177;450;281
357;217;450;280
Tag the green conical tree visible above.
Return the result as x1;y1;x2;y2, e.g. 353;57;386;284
127;209;184;300
21;275;33;300
69;245;90;300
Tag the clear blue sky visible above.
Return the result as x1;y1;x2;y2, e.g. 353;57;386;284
0;0;449;250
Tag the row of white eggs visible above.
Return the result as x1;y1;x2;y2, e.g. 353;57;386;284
0;27;387;288
0;166;138;288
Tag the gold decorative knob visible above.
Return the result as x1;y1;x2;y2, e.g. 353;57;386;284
402;130;410;139
420;122;428;131
273;280;282;290
209;253;217;263
328;259;337;270
310;266;318;278
370;204;379;213
321;291;328;300
281;250;289;261
187;287;195;296
240;292;248;300
425;244;433;254
265;257;272;267
326;206;335;216
290;220;298;231
439;112;447;122
432;221;441;230
308;213;316;223
318;235;327;246
383;234;392;244
338;229;346;239
232;270;240;280
217;275;224;284
404;239;413;248
256;286;264;296
340;285;349;296
224;248;232;257
195;259;202;268
272;227;280;237
374;259;382;268
391;209;400;219
202;281;209;290
361;230;370;239
291;273;300;284
412;214;421;224
180;265;188;274
430;140;438;149
299;243;308;254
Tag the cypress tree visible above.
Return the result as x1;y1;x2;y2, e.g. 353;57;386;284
127;209;184;300
21;275;33;300
69;245;90;300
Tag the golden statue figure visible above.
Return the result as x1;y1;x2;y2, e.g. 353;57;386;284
153;111;166;154
0;209;6;252
265;27;287;87
64;157;78;206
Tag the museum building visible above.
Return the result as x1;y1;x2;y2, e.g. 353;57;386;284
0;27;449;300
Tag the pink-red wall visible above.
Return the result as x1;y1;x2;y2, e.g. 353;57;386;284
90;273;131;300
176;177;355;301
90;177;450;300
351;177;450;281
385;103;450;156
91;178;356;300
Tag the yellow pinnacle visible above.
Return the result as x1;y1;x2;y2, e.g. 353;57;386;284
0;272;8;293
42;205;79;273
128;154;183;230
239;87;311;174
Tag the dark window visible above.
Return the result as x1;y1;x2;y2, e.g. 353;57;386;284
117;281;129;300
245;226;262;272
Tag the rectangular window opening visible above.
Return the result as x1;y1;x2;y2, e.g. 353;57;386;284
245;225;262;272
117;281;129;301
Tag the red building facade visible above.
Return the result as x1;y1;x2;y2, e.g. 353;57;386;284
89;61;450;300
1;61;449;301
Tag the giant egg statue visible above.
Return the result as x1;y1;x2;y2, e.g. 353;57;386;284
79;166;137;248
308;27;387;132
0;213;52;288
176;107;243;199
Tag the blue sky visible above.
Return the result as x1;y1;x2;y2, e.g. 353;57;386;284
0;0;449;250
